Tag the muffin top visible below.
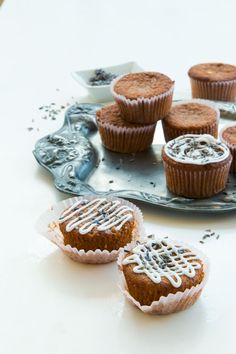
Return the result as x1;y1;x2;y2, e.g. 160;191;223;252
113;72;174;100
59;198;134;234
122;237;204;289
221;125;236;145
96;103;154;128
164;134;230;165
163;102;218;129
188;63;236;82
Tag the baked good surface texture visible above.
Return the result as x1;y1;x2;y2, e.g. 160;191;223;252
188;63;236;82
113;72;174;100
162;101;219;141
59;197;136;252
122;238;205;306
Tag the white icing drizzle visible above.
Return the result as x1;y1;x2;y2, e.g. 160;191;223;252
122;238;201;288
164;134;230;165
59;198;134;234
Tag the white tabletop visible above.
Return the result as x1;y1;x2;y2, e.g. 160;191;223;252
1;1;236;353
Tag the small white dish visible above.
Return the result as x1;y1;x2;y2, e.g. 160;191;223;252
72;61;143;102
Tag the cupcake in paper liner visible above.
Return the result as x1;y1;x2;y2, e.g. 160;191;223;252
96;103;156;153
111;72;174;125
220;123;236;174
188;63;236;102
162;99;220;142
36;195;144;264
118;236;209;315
162;134;232;199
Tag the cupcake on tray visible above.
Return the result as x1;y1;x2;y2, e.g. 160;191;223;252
37;196;143;264
162;100;220;142
96;103;156;153
162;134;232;198
118;235;208;315
220;123;236;174
111;72;174;124
188;63;236;101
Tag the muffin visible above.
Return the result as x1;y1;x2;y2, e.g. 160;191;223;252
58;197;140;252
188;63;236;101
96;103;156;153
162;134;232;198
162;100;219;142
111;72;174;124
220;124;236;173
119;236;208;314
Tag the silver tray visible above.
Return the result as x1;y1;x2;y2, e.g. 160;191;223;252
33;102;236;212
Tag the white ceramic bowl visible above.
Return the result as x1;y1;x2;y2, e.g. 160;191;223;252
72;61;143;102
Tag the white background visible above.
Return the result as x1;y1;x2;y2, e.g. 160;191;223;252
0;1;236;354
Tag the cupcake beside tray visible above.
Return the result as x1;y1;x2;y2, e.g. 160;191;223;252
37;197;208;315
37;196;144;264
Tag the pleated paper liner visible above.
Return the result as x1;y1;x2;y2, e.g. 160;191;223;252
162;153;232;199
111;75;174;124
36;195;144;264
97;120;156;153
117;239;209;315
162;99;220;142
190;78;236;102
220;123;236;174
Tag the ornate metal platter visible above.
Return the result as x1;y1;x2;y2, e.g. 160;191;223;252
33;102;236;212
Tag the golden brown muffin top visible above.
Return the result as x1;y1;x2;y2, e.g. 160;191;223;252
188;63;236;82
222;125;236;145
163;102;218;129
122;238;205;304
113;72;174;100
96;103;154;128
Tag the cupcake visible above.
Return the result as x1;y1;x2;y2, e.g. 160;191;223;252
118;236;208;314
96;103;156;153
162;100;219;142
37;196;143;264
162;134;232;198
220;124;236;174
188;63;236;101
111;72;174;124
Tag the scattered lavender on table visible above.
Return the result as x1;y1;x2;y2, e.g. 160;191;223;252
199;229;220;244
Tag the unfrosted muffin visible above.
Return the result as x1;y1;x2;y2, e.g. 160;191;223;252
188;63;236;101
220;124;236;173
111;72;174;124
162;100;219;142
59;197;139;252
96;103;156;153
119;236;207;314
162;134;232;198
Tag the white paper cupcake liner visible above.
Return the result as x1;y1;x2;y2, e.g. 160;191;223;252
220;123;236;173
117;239;209;315
97;120;156;153
162;159;232;199
190;78;236;102
36;195;144;264
111;75;174;124
162;99;220;142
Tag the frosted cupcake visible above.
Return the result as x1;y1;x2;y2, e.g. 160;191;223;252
96;103;156;153
118;236;208;314
162;134;232;198
188;63;236;102
220;124;236;174
162;100;219;142
111;72;174;124
37;196;143;264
